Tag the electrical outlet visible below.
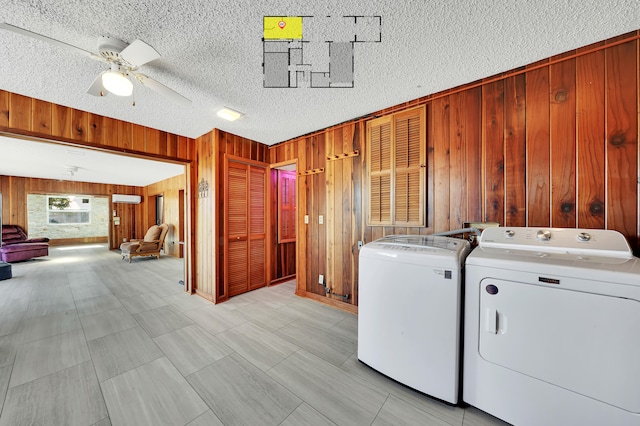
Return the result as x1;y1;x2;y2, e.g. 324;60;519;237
318;274;324;284
319;215;324;224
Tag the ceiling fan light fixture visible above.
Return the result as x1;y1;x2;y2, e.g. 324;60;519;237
102;70;133;96
217;107;243;121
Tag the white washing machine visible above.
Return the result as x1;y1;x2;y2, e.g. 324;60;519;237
358;235;471;403
463;227;640;426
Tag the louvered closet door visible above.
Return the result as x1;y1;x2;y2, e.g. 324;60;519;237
368;117;392;224
226;159;267;297
394;109;424;226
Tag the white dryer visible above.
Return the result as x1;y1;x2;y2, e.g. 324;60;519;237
358;235;470;404
463;227;640;426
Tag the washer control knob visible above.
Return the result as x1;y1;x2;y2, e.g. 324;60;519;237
577;232;591;242
504;229;515;238
536;229;551;241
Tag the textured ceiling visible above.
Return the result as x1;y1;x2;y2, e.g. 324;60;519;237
1;1;639;146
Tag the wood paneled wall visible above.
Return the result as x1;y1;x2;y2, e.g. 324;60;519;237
193;128;268;302
269;31;640;311
268;170;296;283
0;91;194;161
0;175;144;249
145;174;186;257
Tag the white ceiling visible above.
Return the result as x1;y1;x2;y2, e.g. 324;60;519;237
0;136;184;186
0;1;639;148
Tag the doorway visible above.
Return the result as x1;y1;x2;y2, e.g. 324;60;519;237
270;161;297;284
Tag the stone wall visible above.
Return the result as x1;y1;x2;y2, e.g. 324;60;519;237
27;194;109;239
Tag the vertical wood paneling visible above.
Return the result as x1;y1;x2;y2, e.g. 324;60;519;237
118;121;133;150
102;116;118;147
71;109;88;141
449;92;466;229
31;99;51;134
132;124;146;151
432;96;450;232
549;58;577;227
503;74;527;226
526;66;550;226
88;114;104;144
605;40;637;239
483;80;505;224
465;88;482;222
8;93;31;130
51;103;72;139
0;90;9;127
576;48;606;229
146;128;161;154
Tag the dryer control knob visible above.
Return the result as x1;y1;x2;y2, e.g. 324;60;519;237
504;229;515;238
536;229;551;241
577;232;591;242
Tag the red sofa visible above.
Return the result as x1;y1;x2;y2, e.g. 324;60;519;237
1;225;49;263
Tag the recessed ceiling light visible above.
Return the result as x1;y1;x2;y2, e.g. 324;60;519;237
217;107;243;121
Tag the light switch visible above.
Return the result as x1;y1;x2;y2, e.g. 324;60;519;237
319;215;324;224
304;215;309;224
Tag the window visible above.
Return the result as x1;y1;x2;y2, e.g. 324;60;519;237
47;195;91;225
367;106;426;226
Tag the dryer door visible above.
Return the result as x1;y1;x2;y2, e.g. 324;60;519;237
478;278;640;413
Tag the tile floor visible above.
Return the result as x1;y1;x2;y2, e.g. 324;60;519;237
0;244;510;426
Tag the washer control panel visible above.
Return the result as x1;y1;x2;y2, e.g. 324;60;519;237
479;227;632;257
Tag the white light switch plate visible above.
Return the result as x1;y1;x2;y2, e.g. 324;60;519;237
304;215;309;224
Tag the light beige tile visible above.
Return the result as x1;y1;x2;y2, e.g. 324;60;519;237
0;365;12;413
187;353;300;426
16;309;80;344
133;305;192;338
163;292;211;312
280;403;337;426
463;406;512;426
0;361;107;426
28;284;72;302
217;322;298;371
25;294;75;318
80;307;138;341
10;329;90;388
186;410;224;426
120;292;168;314
183;305;246;335
275;319;356;366
0;334;18;368
75;294;123;317
372;394;452;426
101;357;208;426
88;326;164;381
239;301;296;331
267;350;387;426
71;283;111;301
153;324;231;376
340;353;465;426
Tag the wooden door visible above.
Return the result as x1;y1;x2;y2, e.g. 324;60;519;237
225;158;267;297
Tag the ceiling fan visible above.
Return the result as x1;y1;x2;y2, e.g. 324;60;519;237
0;23;191;107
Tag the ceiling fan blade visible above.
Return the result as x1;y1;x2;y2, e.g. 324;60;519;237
0;22;104;62
135;74;191;107
87;71;108;97
120;40;161;67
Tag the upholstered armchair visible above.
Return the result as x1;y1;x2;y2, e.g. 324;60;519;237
120;223;169;263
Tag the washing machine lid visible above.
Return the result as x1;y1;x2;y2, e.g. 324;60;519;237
362;235;471;264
